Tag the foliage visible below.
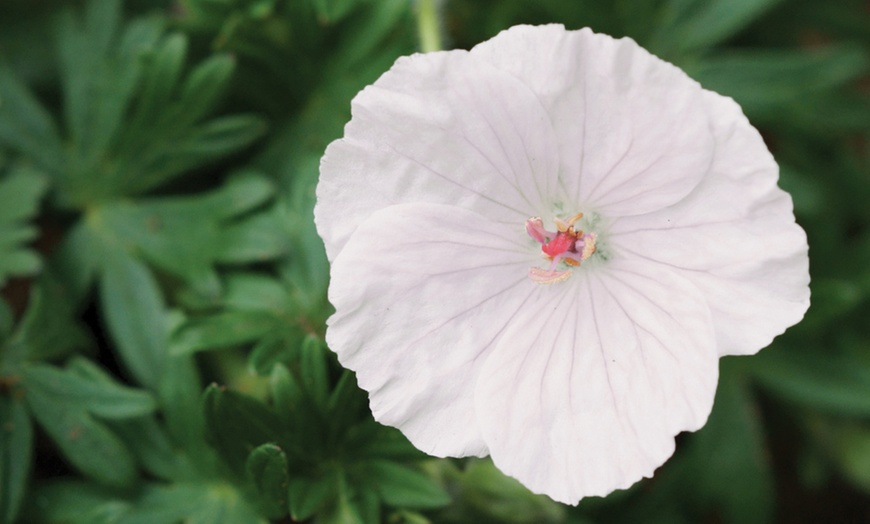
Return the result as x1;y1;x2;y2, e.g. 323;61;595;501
0;0;868;522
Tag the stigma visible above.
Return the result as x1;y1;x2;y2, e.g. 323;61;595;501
526;213;597;284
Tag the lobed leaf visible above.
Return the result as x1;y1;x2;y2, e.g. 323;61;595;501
92;172;279;299
22;361;157;419
24;380;138;487
99;249;168;390
0;167;48;286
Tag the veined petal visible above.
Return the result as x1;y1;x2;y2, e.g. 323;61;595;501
315;50;560;262
471;25;714;217
327;203;538;457
609;93;810;356
475;260;718;504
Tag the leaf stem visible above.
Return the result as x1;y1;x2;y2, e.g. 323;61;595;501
416;0;443;53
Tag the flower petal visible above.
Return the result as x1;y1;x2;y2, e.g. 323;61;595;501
326;202;538;457
609;93;810;356
471;25;714;217
315;50;560;262
474;260;718;504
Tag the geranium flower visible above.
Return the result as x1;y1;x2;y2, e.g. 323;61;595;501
314;25;810;504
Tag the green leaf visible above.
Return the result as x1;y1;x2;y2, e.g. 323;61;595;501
203;384;281;473
653;0;786;54
23;361;157;419
321;473;364;524
132;33;188;127
216;208;289;264
246;443;289;516
50;222;102;305
57;0;137;167
135;115;267;189
207;173;277;219
778;164;827;219
121;482;268;524
0;397;32;523
689;45;870;125
29;481;132;524
92;173;278;298
36;1;263;205
171;311;277;355
449;459;564;524
326;370;367;436
683;360;774;524
157;355;206;457
33;481;264;524
0;166;48;286
177;54;236;124
310;0;362;24
300;335;329;410
821;422;870;494
63;355;178;481
99;249;168;390
173;487;268;524
360;427;425;462
751;347;870;416
0;66;64;171
0;297;11;340
368;461;451;509
24;373;138;487
249;335;299;376
109;416;179;481
799;278;864;332
117;483;202;524
288;473;336;521
353;486;380;524
269;363;303;417
12;271;90;363
173;273;302;367
223;272;293;312
179;114;268;160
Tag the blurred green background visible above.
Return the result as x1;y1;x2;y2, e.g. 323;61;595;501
0;0;868;522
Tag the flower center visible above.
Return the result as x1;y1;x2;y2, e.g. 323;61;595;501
526;212;597;284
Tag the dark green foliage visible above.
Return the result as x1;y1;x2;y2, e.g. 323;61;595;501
0;0;868;522
0;167;47;286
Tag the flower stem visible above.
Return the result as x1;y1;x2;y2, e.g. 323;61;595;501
416;0;443;53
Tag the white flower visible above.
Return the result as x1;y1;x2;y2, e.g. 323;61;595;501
314;25;810;504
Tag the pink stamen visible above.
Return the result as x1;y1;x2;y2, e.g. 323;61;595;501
525;217;551;244
525;214;596;284
529;266;572;284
